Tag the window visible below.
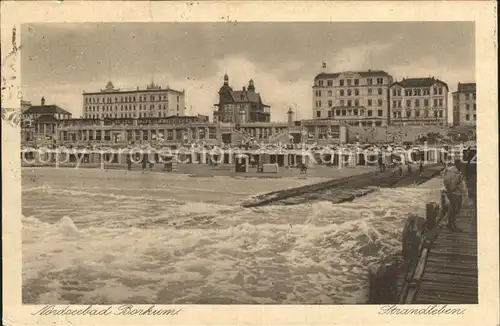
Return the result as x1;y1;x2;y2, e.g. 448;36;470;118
341;110;346;116
406;100;411;107
424;99;429;107
347;89;352;96
405;89;412;96
354;79;359;85
438;111;443;118
423;89;429;95
327;80;333;87
473;114;476;120
465;94;470;100
316;90;322;97
340;90;345;96
473;93;476;100
392;100;397;108
433;88;437;95
378;88;383;95
406;110;411;118
316;111;321;118
327;90;332;96
433;99;438;107
378;109;383;117
368;99;372;106
392;89;397;96
438;88;443;95
347;79;352;86
473;103;476;110
318;80;324;87
339;80;344;86
466;104;470;110
367;110;373;117
328;100;333;107
347;100;352;106
368;88;373;95
415;99;420;107
465;114;470;121
378;99;383;106
355;89;359;96
439;99;443;107
336;110;340;116
415;110;420;118
354;109;358;116
340;100;344;106
377;78;383;85
355;99;359;106
367;78;373;85
328;111;332;118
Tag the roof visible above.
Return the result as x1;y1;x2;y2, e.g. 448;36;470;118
34;115;59;123
456;82;476;92
223;90;270;107
24;105;72;115
314;70;390;80
391;77;449;90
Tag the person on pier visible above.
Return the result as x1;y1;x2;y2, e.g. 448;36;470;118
443;159;468;232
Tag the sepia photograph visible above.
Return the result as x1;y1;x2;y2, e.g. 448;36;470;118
18;21;479;305
1;1;498;325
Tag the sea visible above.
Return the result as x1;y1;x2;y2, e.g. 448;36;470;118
22;167;444;304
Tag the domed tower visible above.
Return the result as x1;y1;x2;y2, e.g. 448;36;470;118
218;74;233;99
247;79;255;92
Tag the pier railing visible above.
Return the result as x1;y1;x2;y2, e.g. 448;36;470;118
368;190;449;304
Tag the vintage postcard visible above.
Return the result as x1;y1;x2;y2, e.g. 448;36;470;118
2;1;498;325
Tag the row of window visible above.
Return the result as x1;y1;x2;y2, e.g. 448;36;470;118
392;110;445;118
453;93;476;101
392;99;444;108
390;88;444;97
85;104;180;112
465;114;477;121
84;112;181;119
315;88;386;97
85;94;179;104
316;99;385;108
316;77;385;87
63;128;217;142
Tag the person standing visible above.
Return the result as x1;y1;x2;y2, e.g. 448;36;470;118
443;159;468;232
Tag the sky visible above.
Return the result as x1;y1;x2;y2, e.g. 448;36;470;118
21;22;475;122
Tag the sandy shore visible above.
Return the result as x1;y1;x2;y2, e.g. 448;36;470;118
22;162;377;179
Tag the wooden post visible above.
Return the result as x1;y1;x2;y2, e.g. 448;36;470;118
368;257;399;303
402;215;426;262
425;202;439;230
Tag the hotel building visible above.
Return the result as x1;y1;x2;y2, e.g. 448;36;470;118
213;74;271;123
82;81;186;119
312;70;393;127
389;77;448;126
452;82;476;126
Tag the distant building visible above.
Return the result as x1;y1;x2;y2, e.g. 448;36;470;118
452;82;476;126
389;77;448;126
82;81;186;119
21;100;31;113
312;70;393;127
21;97;72;145
213;74;271;123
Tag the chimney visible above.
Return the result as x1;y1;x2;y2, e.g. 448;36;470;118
41;97;45;106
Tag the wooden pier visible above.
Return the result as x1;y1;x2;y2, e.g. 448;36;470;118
369;190;478;304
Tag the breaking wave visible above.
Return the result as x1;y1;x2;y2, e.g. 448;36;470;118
22;169;443;304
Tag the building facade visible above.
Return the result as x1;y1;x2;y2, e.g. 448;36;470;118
21;97;73;145
213;74;271;124
452;82;476;126
312;70;393;127
82;81;186;119
389;77;448;126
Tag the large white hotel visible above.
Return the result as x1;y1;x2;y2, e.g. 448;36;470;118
312;70;449;126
